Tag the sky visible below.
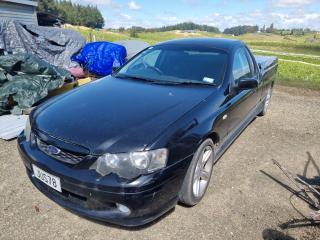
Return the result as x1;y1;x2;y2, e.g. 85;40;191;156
73;0;320;30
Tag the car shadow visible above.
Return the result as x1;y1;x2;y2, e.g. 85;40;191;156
262;228;295;240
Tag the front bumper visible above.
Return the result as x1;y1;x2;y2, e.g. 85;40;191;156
18;135;191;227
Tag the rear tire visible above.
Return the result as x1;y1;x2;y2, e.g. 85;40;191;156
259;85;273;116
179;139;214;206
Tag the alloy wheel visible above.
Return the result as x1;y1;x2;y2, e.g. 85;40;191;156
192;146;214;198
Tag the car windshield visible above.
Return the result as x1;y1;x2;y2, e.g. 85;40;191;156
114;45;227;86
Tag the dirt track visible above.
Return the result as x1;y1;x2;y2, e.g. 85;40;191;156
0;85;319;240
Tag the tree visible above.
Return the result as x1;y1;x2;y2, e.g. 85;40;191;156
266;23;274;33
147;22;220;33
129;28;138;38
37;0;58;14
223;25;259;36
37;0;104;29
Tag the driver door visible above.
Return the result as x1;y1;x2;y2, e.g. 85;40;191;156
226;47;259;138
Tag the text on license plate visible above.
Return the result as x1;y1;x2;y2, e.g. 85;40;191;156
32;165;62;192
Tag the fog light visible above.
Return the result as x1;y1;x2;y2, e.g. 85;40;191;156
116;203;131;215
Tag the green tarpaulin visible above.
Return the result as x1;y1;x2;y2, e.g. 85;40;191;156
0;53;73;115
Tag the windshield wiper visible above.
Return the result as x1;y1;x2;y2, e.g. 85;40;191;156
114;74;182;85
173;81;216;87
113;74;157;83
114;74;216;86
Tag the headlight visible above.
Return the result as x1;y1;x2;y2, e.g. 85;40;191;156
24;116;31;142
91;148;168;179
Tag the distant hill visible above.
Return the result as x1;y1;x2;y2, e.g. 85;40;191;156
223;25;259;36
155;22;220;33
130;22;220;33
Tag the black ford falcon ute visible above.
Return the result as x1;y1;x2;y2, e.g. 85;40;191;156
18;38;278;227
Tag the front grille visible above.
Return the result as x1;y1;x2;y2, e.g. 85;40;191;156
37;138;86;165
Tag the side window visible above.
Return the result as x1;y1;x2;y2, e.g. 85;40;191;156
244;47;256;75
142;49;161;67
232;48;252;84
129;49;160;70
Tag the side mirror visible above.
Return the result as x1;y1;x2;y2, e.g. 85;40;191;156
238;78;258;90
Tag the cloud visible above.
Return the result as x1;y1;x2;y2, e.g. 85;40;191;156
120;13;133;20
89;0;320;31
128;1;141;10
197;10;320;31
272;0;317;8
157;16;178;22
107;16;155;29
105;9;320;31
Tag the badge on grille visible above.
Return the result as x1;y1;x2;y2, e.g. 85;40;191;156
47;145;61;155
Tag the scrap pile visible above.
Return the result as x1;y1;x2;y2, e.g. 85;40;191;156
0;18;85;68
70;40;149;77
72;41;127;76
0;17;150;139
0;18;85;117
273;160;320;223
0;53;73;115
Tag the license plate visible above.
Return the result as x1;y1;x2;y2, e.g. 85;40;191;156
32;165;61;192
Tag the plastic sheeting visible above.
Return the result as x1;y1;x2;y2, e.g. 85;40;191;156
114;40;150;59
0;114;28;140
71;42;127;76
0;53;73;115
0;18;85;68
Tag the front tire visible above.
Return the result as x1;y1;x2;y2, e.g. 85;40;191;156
179;139;214;206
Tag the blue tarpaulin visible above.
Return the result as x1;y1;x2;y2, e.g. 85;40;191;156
71;42;127;76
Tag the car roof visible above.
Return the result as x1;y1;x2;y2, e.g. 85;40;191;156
155;38;244;52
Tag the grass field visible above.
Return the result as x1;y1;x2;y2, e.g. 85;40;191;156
67;26;320;90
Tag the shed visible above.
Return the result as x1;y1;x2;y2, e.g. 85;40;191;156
0;0;38;25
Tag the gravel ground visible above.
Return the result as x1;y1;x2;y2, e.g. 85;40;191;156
0;85;319;240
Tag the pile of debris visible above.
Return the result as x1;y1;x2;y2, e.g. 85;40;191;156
71;41;127;76
0;18;85;68
0;18;150;140
273;159;320;223
0;17;85;118
0;53;73;115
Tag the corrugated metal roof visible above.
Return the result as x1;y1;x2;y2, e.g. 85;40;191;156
0;1;38;25
2;0;38;7
0;115;28;140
